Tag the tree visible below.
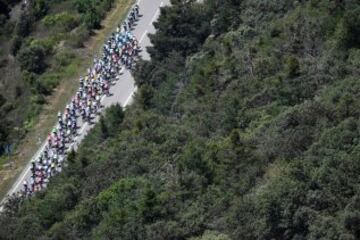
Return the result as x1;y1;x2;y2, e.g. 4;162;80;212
83;7;102;29
285;55;300;78
209;0;242;36
10;35;22;56
74;0;90;13
99;115;109;139
17;44;47;73
138;84;154;109
191;230;231;240
334;6;360;50
148;1;212;60
30;0;49;20
344;211;360;238
15;13;32;37
139;185;160;223
106;104;124;130
222;97;240;132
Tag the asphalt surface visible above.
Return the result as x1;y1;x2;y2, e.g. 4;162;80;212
1;0;169;203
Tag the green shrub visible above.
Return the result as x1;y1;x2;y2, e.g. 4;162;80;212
30;94;46;105
334;7;360;50
83;7;102;30
190;230;231;240
30;0;49;20
17;44;47;74
25;100;43;125
74;0;89;13
42;12;80;32
0;17;14;35
138;84;154;109
22;70;37;85
15;13;32;37
35;73;61;95
285;55;300;78
10;35;22;56
30;38;56;54
75;0;115;30
54;50;76;67
66;24;90;48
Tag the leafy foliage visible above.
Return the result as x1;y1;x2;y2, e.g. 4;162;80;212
75;0;115;29
17;44;47;74
1;0;360;239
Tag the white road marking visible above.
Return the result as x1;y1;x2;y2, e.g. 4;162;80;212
139;30;148;43
79;124;87;135
124;88;137;107
149;10;160;26
12;138;48;191
13;166;30;192
149;2;163;26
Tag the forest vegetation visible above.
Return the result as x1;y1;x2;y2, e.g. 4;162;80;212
1;0;360;239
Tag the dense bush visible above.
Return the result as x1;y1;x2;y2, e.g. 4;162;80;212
15;13;32;37
335;6;360;50
30;0;49;20
17;44;47;74
66;24;90;48
148;2;212;60
10;35;22;56
75;0;115;30
42;12;80;32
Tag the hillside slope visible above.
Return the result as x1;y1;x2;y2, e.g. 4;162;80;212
1;0;360;239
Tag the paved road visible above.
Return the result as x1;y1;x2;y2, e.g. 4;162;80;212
1;0;169;204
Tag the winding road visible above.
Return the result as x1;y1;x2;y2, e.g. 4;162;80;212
1;0;169;204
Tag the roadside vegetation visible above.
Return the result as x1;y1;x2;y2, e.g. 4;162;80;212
0;0;131;156
0;0;134;199
1;0;360;239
